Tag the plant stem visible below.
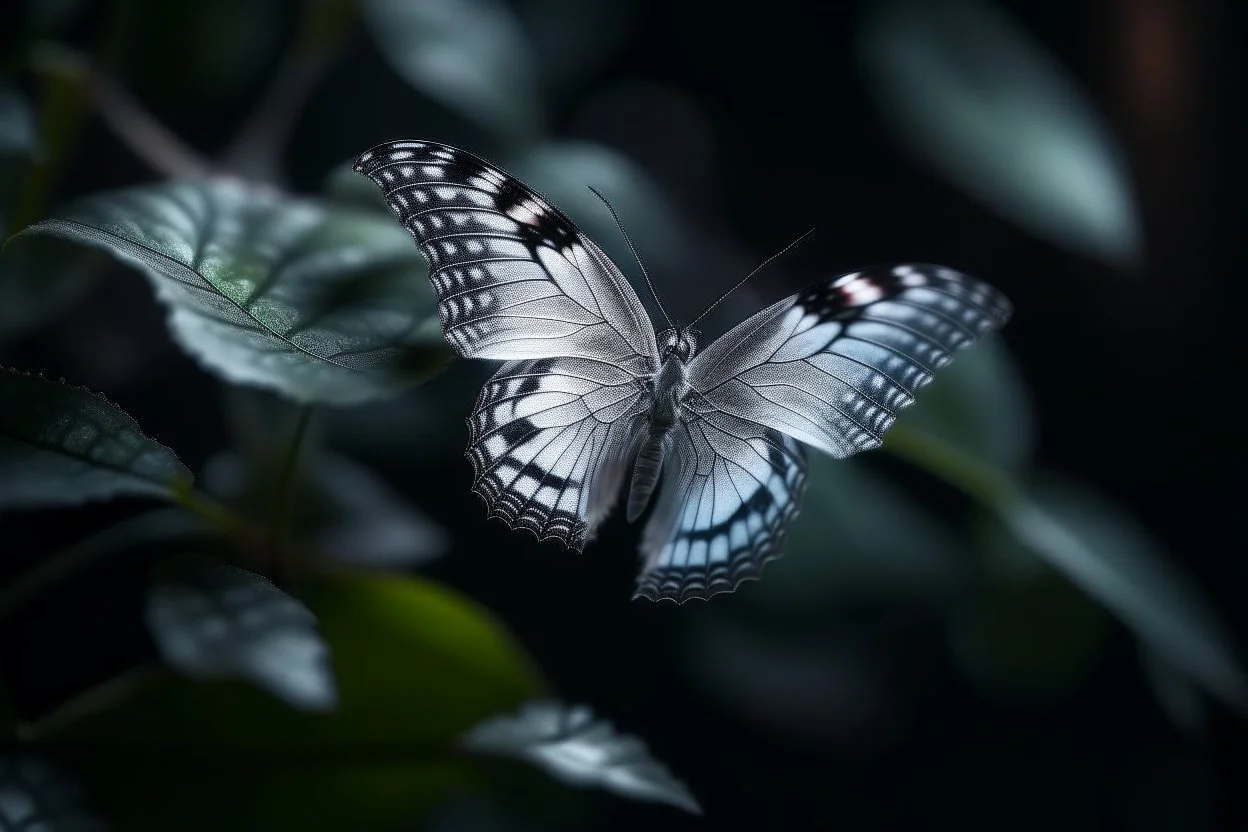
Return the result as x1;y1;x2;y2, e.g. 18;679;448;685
270;404;315;573
15;662;161;743
0;509;212;622
883;422;1021;509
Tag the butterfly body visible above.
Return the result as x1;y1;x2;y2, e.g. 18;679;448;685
627;334;695;523
354;139;1013;603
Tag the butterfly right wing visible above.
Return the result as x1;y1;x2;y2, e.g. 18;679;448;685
354;140;659;374
467;356;649;549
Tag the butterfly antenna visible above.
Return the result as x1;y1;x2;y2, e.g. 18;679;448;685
588;185;674;329
687;228;816;328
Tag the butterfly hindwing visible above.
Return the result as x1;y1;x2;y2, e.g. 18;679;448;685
468;356;649;549
687;264;1013;459
354;140;659;374
636;413;807;603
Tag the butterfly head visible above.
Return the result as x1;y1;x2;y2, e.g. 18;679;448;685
659;326;699;363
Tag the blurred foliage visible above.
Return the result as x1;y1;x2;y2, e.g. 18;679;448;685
0;0;1241;827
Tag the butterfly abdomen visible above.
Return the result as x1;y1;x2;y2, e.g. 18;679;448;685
626;426;668;523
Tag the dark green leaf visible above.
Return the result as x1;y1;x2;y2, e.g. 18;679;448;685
20;180;449;405
1001;476;1247;709
522;0;639;89
0;755;105;831
0;367;190;509
205;450;448;569
890;335;1033;473
461;702;701;815
858;0;1141;267
950;517;1109;699
39;573;545;830
757;456;967;609
361;0;542;142
146;556;337;711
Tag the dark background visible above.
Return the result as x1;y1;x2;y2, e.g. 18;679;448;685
1;0;1244;829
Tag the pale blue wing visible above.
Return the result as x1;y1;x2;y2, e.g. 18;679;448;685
354;140;659;374
468;356;648;549
687;264;1012;458
636;412;807;603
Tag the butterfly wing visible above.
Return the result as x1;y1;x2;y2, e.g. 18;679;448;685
635;414;807;602
635;264;1011;602
687;264;1013;458
354;140;659;374
468;356;649;548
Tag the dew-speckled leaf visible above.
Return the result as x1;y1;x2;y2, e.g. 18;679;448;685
0;367;190;509
145;556;337;711
1002;476;1247;710
461;701;701;815
19;180;449;405
0;85;37;157
361;0;542;141
859;0;1142;268
0;755;105;831
890;335;1033;473
42;573;545;831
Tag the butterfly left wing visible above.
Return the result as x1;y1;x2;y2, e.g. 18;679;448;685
354;140;659;374
635;264;1011;602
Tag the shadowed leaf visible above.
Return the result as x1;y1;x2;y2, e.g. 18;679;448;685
19;179;448;405
461;701;701;815
361;0;542;142
146;556;337;711
0;366;190;510
0;85;37;157
38;573;545;830
1002;477;1247;709
859;0;1142;268
0;755;105;831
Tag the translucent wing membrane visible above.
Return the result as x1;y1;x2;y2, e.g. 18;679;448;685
468;357;648;548
688;264;1013;459
637;414;807;603
354;140;659;373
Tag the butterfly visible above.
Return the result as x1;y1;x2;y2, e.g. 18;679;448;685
354;140;1012;603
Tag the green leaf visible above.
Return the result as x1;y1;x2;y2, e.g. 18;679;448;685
0;367;190;509
36;573;546;830
756;455;967;609
361;0;543;142
890;335;1033;474
146;557;337;711
1000;476;1247;710
461;702;702;815
859;0;1142;268
0;755;105;830
19;179;450;405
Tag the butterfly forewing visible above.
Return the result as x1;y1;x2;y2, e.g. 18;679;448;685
353;140;659;373
687;264;1013;459
468;357;648;548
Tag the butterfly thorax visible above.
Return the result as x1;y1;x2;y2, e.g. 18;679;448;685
625;335;695;523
